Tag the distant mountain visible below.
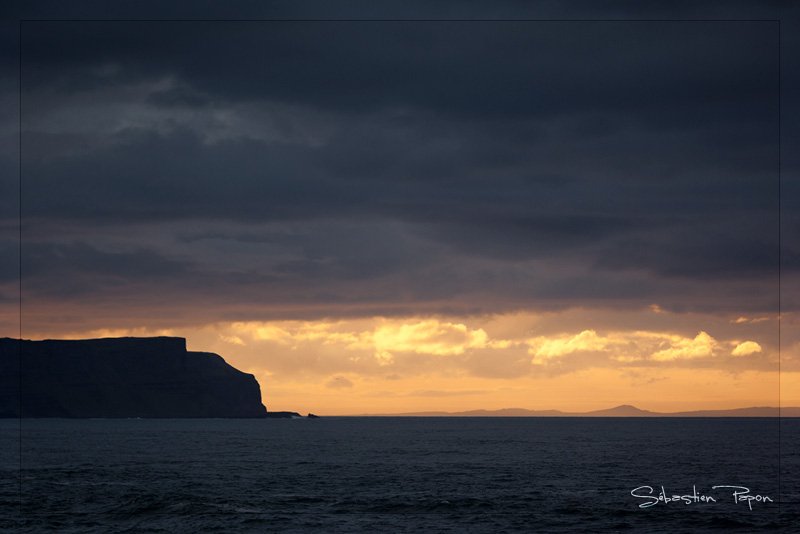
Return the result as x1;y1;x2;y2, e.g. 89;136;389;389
574;404;647;416
665;406;799;417
352;404;800;417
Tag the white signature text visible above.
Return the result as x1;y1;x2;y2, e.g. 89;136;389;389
631;485;773;510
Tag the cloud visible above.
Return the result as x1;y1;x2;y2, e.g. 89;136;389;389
528;330;608;361
4;14;790;343
218;334;244;345
525;328;757;367
20;241;193;301
730;316;772;324
325;376;354;389
650;332;717;361
247;324;294;344
367;320;489;356
180;314;777;381
228;318;495;361
731;341;762;356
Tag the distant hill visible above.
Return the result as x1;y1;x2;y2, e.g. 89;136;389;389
0;337;270;418
353;404;800;417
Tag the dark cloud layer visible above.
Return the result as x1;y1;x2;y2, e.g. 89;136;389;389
2;1;796;331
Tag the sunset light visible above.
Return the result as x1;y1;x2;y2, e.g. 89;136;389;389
22;306;789;415
3;7;796;532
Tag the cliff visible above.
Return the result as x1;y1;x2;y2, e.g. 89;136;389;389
0;337;268;418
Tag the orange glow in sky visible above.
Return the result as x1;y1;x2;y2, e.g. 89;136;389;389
21;307;793;415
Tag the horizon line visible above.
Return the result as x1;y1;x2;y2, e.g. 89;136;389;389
333;404;800;417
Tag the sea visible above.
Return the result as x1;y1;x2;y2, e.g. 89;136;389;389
1;417;798;533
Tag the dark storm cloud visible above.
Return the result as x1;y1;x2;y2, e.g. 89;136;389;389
20;106;780;291
0;241;19;284
23;100;775;226
21;242;191;297
4;0;795;327
592;217;783;280
145;85;210;109
21;21;777;123
24;128;335;222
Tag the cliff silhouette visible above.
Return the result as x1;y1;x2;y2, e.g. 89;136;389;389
0;337;270;418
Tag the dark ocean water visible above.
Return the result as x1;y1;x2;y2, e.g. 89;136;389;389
1;418;798;533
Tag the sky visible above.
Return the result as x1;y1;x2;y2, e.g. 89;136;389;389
2;1;798;414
